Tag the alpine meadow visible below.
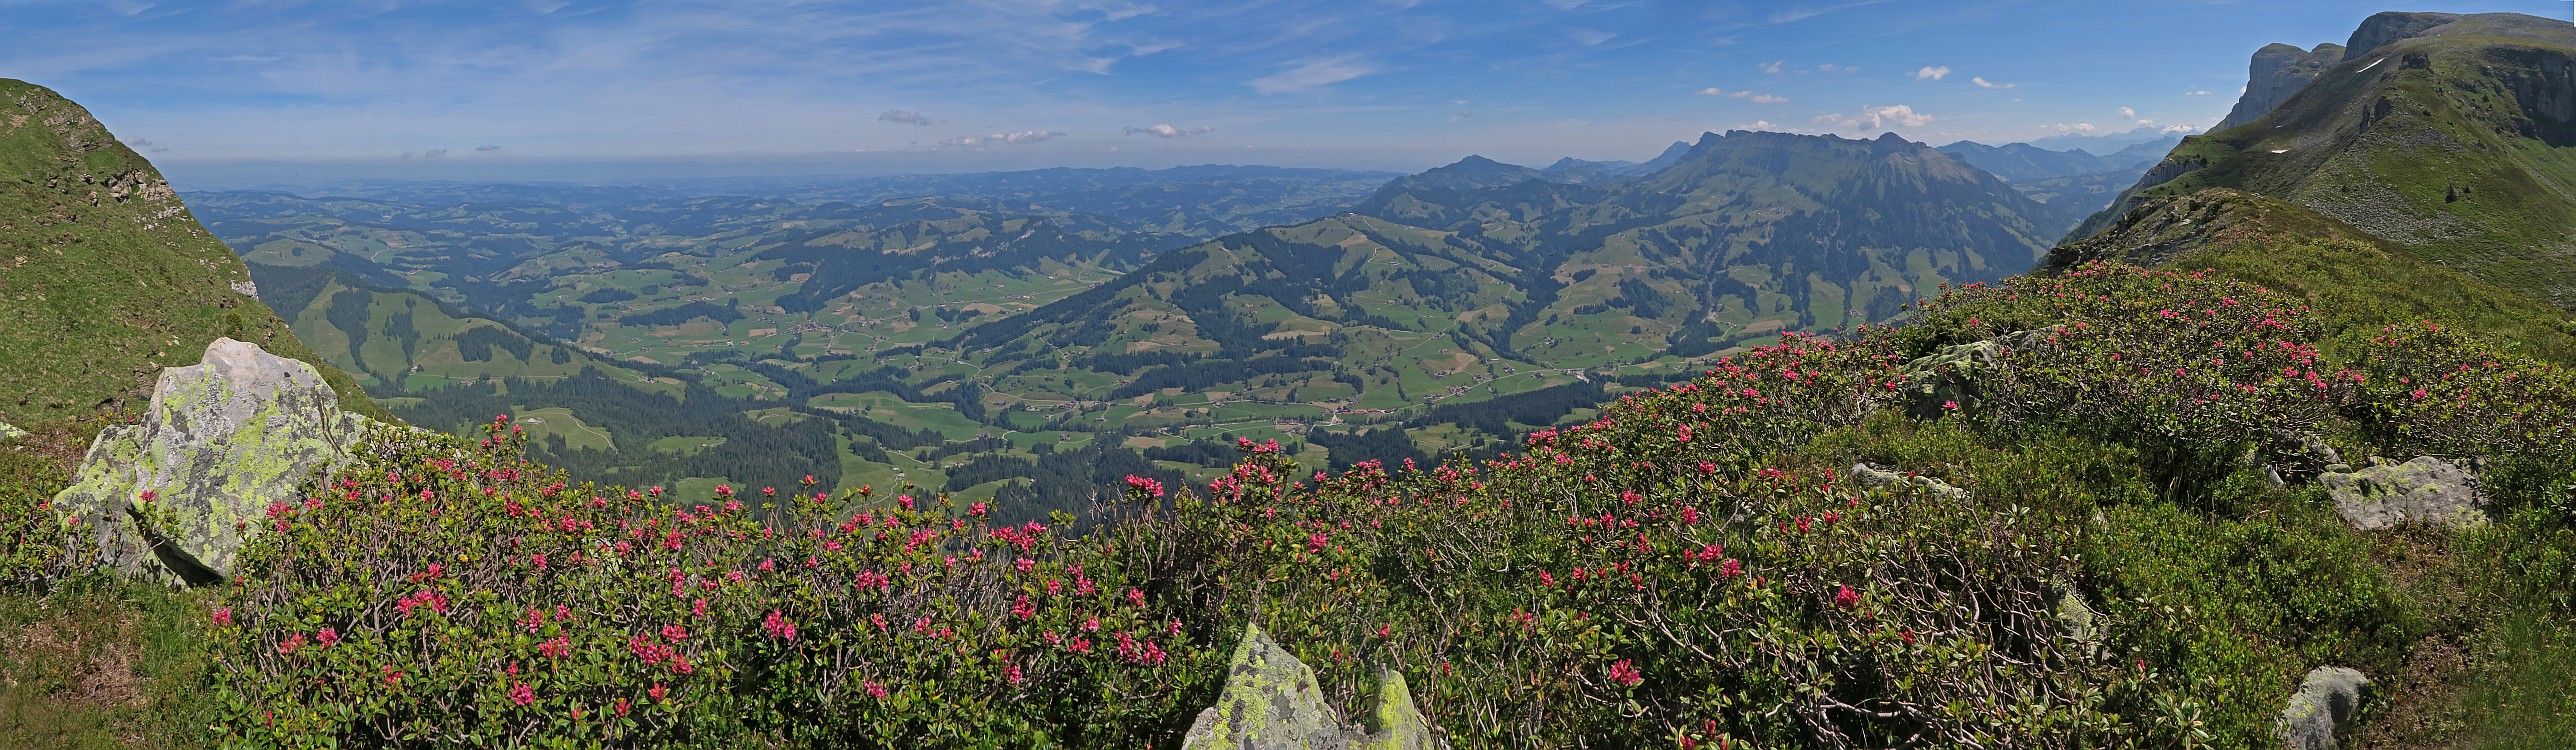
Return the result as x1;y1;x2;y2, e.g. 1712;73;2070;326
4;4;2576;749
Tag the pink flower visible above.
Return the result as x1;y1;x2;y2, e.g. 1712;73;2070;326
763;610;798;641
509;682;535;707
1942;400;1959;411
649;683;667;702
210;608;232;626
864;681;888;699
1833;584;1861;608
1605;659;1643;688
316;627;339;648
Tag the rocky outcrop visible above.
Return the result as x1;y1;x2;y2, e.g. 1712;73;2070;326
2217;43;2346;130
1849;463;1968;500
2319;456;2485;531
1183;622;1439;750
49;338;372;585
2274;666;2370;750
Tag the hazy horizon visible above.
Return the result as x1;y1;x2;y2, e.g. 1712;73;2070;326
8;0;2566;189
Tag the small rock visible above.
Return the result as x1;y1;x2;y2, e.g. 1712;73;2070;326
1849;463;1969;500
2319;456;2485;531
2055;580;2107;661
2274;666;2369;750
1183;622;1439;750
50;338;374;584
0;421;25;443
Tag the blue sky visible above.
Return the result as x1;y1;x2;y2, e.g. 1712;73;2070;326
3;0;2567;183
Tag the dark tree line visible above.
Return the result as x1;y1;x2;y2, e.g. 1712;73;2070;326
619;299;742;327
387;368;845;493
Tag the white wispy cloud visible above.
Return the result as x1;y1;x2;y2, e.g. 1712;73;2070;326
1567;28;1616;46
1913;66;1950;81
940;130;1063;147
1250;55;1377;94
1971;76;2013;89
2118;106;2136;119
1697;88;1786;103
878;110;933;125
1124;123;1213;137
1696;87;1725;96
1761;60;1786;75
1814;104;1933;130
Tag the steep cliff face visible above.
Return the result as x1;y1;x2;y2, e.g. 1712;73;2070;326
2216;43;2347;131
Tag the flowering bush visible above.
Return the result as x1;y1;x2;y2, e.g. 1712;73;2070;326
208;417;1224;747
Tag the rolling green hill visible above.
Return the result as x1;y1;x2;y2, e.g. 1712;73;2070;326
2072;11;2576;308
0;79;380;424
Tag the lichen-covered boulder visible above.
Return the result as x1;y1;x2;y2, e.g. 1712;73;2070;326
1183;622;1438;750
2274;666;2369;750
1850;463;1969;500
0;420;24;443
2320;456;2485;531
1896;328;2054;418
50;338;371;584
1353;668;1437;750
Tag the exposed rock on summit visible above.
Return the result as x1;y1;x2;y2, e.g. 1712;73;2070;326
2217;42;2346;130
50;338;374;584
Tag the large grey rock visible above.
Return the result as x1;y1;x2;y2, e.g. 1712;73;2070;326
2320;456;2485;531
1850;463;1968;500
0;421;25;443
2274;666;2369;750
1183;622;1438;750
50;338;371;584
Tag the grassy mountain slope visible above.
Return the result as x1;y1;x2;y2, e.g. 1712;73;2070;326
2053;187;2576;363
0;80;380;423
2073;12;2576;308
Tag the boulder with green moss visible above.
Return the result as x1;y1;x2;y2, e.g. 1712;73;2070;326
49;337;372;584
1183;622;1439;750
0;420;24;443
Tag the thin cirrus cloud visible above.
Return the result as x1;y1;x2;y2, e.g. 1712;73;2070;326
878;110;933;125
1694;88;1787;103
1249;55;1378;95
1972;77;2015;89
940;130;1064;148
1124;124;1213;137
